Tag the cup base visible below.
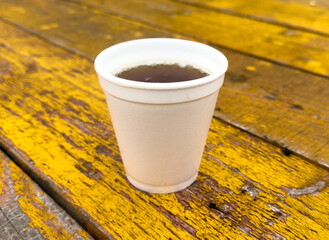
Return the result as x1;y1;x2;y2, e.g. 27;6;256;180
126;172;198;194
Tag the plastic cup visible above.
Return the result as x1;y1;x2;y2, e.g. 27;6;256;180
95;38;228;193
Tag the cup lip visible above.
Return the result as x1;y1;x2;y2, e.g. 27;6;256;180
94;38;228;90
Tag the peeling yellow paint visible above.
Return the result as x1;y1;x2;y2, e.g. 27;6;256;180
9;161;92;240
134;31;143;37
184;0;329;36
76;0;329;76
92;9;103;14
12;6;26;14
0;13;329;240
40;23;59;30
246;66;256;71
308;60;322;68
0;21;195;240
105;34;113;39
1;0;329;76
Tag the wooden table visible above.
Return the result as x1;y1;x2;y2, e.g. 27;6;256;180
0;0;329;239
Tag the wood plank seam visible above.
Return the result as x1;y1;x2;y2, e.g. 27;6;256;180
1;164;46;240
0;3;326;163
0;69;328;239
2;2;326;166
171;0;329;38
0;142;109;240
205;152;329;198
63;0;329;79
0;16;94;62
0;13;326;166
3;17;327;237
0;150;94;240
0;12;327;168
0;208;24;239
212;116;329;170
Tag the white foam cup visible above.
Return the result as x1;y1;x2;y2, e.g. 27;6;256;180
95;38;228;193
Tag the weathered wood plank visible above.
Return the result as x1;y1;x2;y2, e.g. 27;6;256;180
214;54;329;164
69;0;329;76
0;0;328;163
0;208;22;240
0;150;94;240
0;0;177;60
174;0;329;36
0;21;329;239
1;0;329;78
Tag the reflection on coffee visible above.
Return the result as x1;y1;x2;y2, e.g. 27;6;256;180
116;64;209;83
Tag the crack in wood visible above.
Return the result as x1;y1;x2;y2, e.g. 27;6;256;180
282;180;327;196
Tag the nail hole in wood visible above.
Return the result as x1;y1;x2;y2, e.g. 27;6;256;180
209;203;229;214
209;202;217;209
281;147;292;156
291;104;303;110
241;189;247;194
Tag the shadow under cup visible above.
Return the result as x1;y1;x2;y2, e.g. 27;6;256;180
95;38;228;193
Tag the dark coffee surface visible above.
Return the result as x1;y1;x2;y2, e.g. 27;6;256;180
116;64;209;83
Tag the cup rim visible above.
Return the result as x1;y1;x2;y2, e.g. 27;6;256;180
94;38;228;90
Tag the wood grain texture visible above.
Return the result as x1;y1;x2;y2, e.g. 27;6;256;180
69;0;329;77
1;0;329;76
0;151;93;240
0;21;329;239
0;0;177;60
0;0;328;163
214;53;329;164
173;0;329;36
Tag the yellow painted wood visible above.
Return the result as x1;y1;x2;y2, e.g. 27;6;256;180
1;0;329;77
175;0;329;35
0;0;177;60
0;0;328;164
0;151;93;240
73;0;329;76
0;21;329;239
282;0;329;8
215;53;329;164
